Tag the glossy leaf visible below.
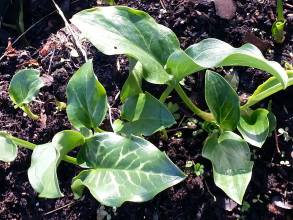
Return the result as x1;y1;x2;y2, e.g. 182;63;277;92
238;109;269;148
205;70;240;131
165;49;202;85
183;38;287;87
71;6;180;84
0;132;17;162
28;131;84;198
113;93;175;136
244;71;293;109
202;132;253;204
72;132;186;207
66;60;108;130
9;69;44;107
120;59;143;103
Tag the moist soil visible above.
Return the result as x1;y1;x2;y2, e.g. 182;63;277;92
0;0;292;219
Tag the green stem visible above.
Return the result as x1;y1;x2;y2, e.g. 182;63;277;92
174;85;214;121
159;85;174;102
20;104;39;120
8;134;78;165
277;0;284;21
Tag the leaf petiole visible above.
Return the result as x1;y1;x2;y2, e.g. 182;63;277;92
7;134;78;165
20;104;39;120
277;0;284;21
174;84;214;122
159;85;174;102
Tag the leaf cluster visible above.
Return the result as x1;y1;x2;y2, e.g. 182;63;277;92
1;6;292;207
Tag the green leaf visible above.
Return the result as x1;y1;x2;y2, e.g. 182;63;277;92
120;58;143;103
272;20;286;43
267;108;277;137
71;6;180;84
28;130;84;198
66;60;108;130
0;132;18;162
8;69;44;107
237;108;269;148
72;132;185;207
183;38;287;87
202;132;253;204
113;92;175;136
205;70;240;131
244;71;293;109
165;49;202;85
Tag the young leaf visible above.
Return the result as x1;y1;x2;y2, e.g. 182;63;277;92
243;71;293;109
120;58;143;103
0;132;18;162
113;92;176;136
202;132;253;204
237;108;269;148
72;132;186;207
205;70;240;131
66;60;108;130
9;69;44;107
184;38;288;87
28;130;84;198
272;20;286;44
71;6;180;84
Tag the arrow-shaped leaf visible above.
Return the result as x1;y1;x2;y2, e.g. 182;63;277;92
72;132;186;207
66;60;108;130
71;6;180;84
205;70;240;131
202;132;253;204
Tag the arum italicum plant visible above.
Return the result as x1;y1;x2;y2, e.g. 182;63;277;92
69;6;292;204
0;6;291;208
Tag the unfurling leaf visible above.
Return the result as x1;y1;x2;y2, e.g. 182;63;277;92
71;6;180;84
0;132;18;162
272;20;286;44
205;70;240;131
72;132;185;207
9;69;44;107
244;71;293;109
66;60;108;130
238;108;269;148
202;132;253;204
28;131;84;198
113;92;175;136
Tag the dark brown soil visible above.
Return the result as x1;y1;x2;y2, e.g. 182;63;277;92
0;0;292;219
